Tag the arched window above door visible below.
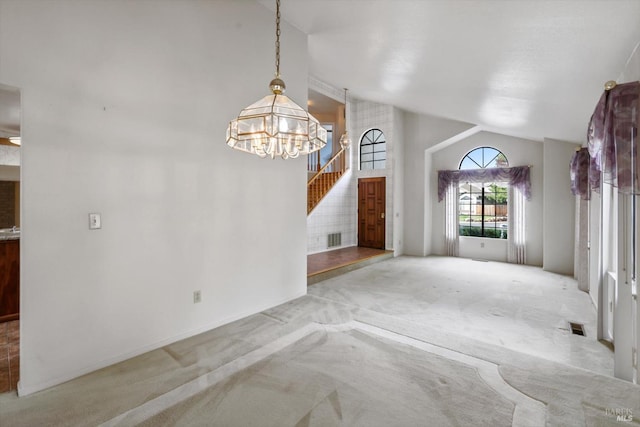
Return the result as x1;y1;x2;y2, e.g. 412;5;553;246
360;129;386;170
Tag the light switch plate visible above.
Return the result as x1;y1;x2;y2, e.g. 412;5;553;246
89;213;101;230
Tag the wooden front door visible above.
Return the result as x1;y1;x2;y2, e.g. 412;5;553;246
358;177;385;249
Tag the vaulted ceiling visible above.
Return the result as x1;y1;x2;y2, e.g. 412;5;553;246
264;0;640;142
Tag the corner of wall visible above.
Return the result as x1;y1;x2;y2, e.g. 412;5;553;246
542;138;581;275
402;112;478;257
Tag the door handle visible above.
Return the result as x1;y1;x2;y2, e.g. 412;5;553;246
381;212;385;219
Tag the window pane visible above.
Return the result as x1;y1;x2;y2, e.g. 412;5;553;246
374;160;385;169
320;125;333;165
361;144;373;154
485;158;499;168
374;142;386;153
468;149;484;168
460;157;479;170
482;147;499;167
361;162;373;170
361;153;373;162
458;179;508;239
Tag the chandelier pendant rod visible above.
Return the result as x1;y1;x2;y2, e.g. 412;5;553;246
275;0;281;78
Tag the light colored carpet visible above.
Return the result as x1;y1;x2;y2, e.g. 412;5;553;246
135;324;520;427
1;256;637;426
306;256;612;375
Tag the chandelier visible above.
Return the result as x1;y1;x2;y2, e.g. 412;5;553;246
226;0;326;159
339;88;351;149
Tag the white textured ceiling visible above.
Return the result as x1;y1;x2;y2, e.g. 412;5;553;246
263;0;640;142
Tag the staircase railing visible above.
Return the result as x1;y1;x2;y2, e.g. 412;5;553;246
308;147;347;184
308;150;321;172
307;147;349;214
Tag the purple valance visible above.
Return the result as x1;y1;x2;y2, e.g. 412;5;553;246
438;165;531;202
570;147;593;200
587;81;640;194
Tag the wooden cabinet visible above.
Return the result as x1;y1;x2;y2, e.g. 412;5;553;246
0;239;19;322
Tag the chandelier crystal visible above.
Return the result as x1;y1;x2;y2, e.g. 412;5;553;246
226;0;326;159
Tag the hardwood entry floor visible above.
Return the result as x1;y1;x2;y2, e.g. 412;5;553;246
0;320;19;393
307;246;391;277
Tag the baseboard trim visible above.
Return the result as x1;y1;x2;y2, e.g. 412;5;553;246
17;289;307;397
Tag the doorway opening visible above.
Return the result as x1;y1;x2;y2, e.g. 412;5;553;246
0;82;21;393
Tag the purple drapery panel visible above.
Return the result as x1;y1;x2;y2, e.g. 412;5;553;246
570;148;592;200
587;92;605;192
588;81;640;194
438;165;531;202
588;91;607;173
603;82;639;193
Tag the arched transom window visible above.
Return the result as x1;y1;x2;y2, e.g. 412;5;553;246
459;146;508;170
360;128;386;170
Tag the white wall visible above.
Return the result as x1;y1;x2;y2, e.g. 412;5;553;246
0;0;309;395
575;197;589;291
353;100;398;251
618;41;640;82
588;192;601;308
307;85;401;254
543;139;580;275
307;168;356;253
430;131;544;265
402;112;476;256
306;78;356;254
458;237;508;262
306;91;403;256
392;108;405;256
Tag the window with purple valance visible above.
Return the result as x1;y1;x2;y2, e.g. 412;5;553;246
587;81;640;194
437;165;531;202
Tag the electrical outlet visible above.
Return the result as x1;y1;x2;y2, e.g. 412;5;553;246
480;242;485;248
193;290;202;304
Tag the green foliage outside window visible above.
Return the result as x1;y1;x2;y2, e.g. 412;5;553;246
459;226;507;239
484;184;508;204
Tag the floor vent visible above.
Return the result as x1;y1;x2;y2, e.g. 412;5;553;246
327;233;342;248
569;322;585;336
472;258;489;262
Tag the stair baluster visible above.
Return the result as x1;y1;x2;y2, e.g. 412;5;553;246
307;147;349;215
